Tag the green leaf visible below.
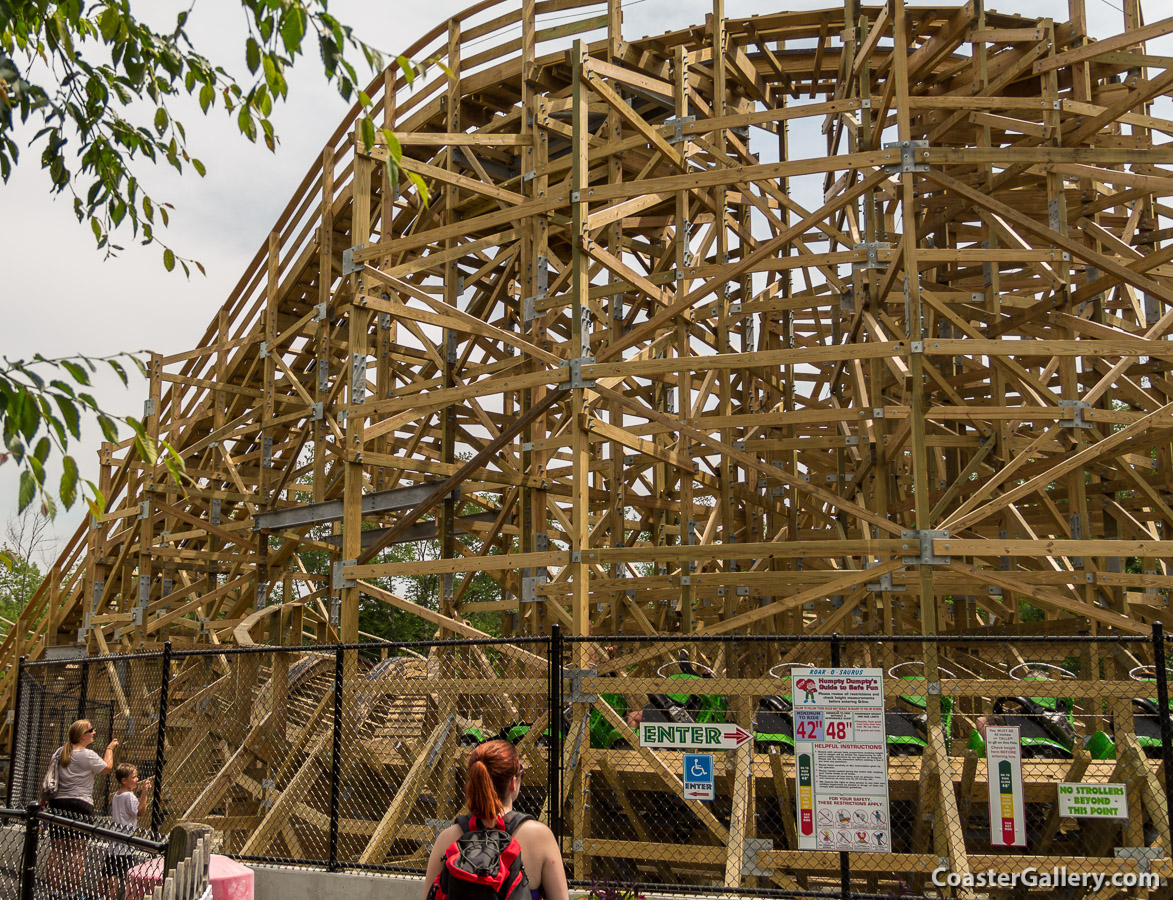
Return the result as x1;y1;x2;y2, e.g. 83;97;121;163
17;469;35;512
32;436;50;465
164;248;175;271
396;55;414;87
199;83;214;113
61;360;91;386
108;359;128;385
237;105;257;142
280;7;306;56
135;432;158;465
246;38;261;74
380;128;402;165
98;7;120;41
0;549;14;573
61;455;78;509
192;158;206;177
97;414;118;443
360;117;375;153
405;170;430;207
154;106;168;135
85;481;106;518
54;396;81;439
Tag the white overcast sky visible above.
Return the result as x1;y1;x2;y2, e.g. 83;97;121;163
0;0;1161;553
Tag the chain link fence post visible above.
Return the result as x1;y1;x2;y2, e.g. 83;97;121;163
830;633;851;900
152;640;172;834
549;624;563;849
329;644;344;872
76;658;90;722
7;655;25;805
1152;622;1173;820
20;802;39;900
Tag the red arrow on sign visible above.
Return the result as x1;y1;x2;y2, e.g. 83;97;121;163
724;726;752;747
686;791;709;797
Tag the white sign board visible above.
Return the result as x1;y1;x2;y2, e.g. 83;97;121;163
1057;783;1128;819
986;726;1026;847
793;668;891;853
683;753;715;801
639;722;752;750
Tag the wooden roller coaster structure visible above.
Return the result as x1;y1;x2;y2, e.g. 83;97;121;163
6;0;1173;891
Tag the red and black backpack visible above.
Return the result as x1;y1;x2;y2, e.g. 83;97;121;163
428;811;534;900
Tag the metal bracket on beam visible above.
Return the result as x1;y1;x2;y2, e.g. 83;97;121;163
313;301;329;322
262;435;274;469
743;838;774;878
342;246;364;275
1059;399;1092;429
559;357;597;390
210;498;222;526
1116;847;1164;874
901;530;950;566
564;669;598;704
143;398;156;419
664;115;696;144
351;353;367;402
311;402;324;422
523;256;550;325
425;715;457;768
332;560;356;591
853;241;890;271
521;573;548;604
883;140;929;174
138;501;151;521
317;362;330;393
258;341;270;360
866;565;905;593
255;581;269;610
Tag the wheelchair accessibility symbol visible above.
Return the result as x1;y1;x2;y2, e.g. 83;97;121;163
683;753;715;801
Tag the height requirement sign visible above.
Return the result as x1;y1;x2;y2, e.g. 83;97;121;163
792;668;891;852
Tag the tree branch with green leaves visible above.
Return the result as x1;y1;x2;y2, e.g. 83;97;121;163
0;351;184;519
1;0;431;274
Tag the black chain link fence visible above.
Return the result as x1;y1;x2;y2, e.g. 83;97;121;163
0;805;166;900
9;627;1173;898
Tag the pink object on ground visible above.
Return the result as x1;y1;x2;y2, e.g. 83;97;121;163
126;854;254;900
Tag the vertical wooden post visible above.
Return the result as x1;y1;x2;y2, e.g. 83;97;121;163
569;38;591;878
341;153;373;646
439;18;462;627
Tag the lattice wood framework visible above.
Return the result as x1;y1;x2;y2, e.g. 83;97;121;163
5;0;1173;883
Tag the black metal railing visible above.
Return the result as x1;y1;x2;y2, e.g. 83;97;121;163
0;803;167;900
8;626;1173;898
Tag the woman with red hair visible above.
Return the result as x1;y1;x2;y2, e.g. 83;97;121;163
422;739;568;900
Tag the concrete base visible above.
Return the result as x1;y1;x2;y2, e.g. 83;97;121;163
251;864;424;900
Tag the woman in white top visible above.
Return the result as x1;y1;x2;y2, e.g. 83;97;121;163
45;718;118;892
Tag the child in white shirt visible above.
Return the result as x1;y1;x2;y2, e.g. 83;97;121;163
104;764;152;898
